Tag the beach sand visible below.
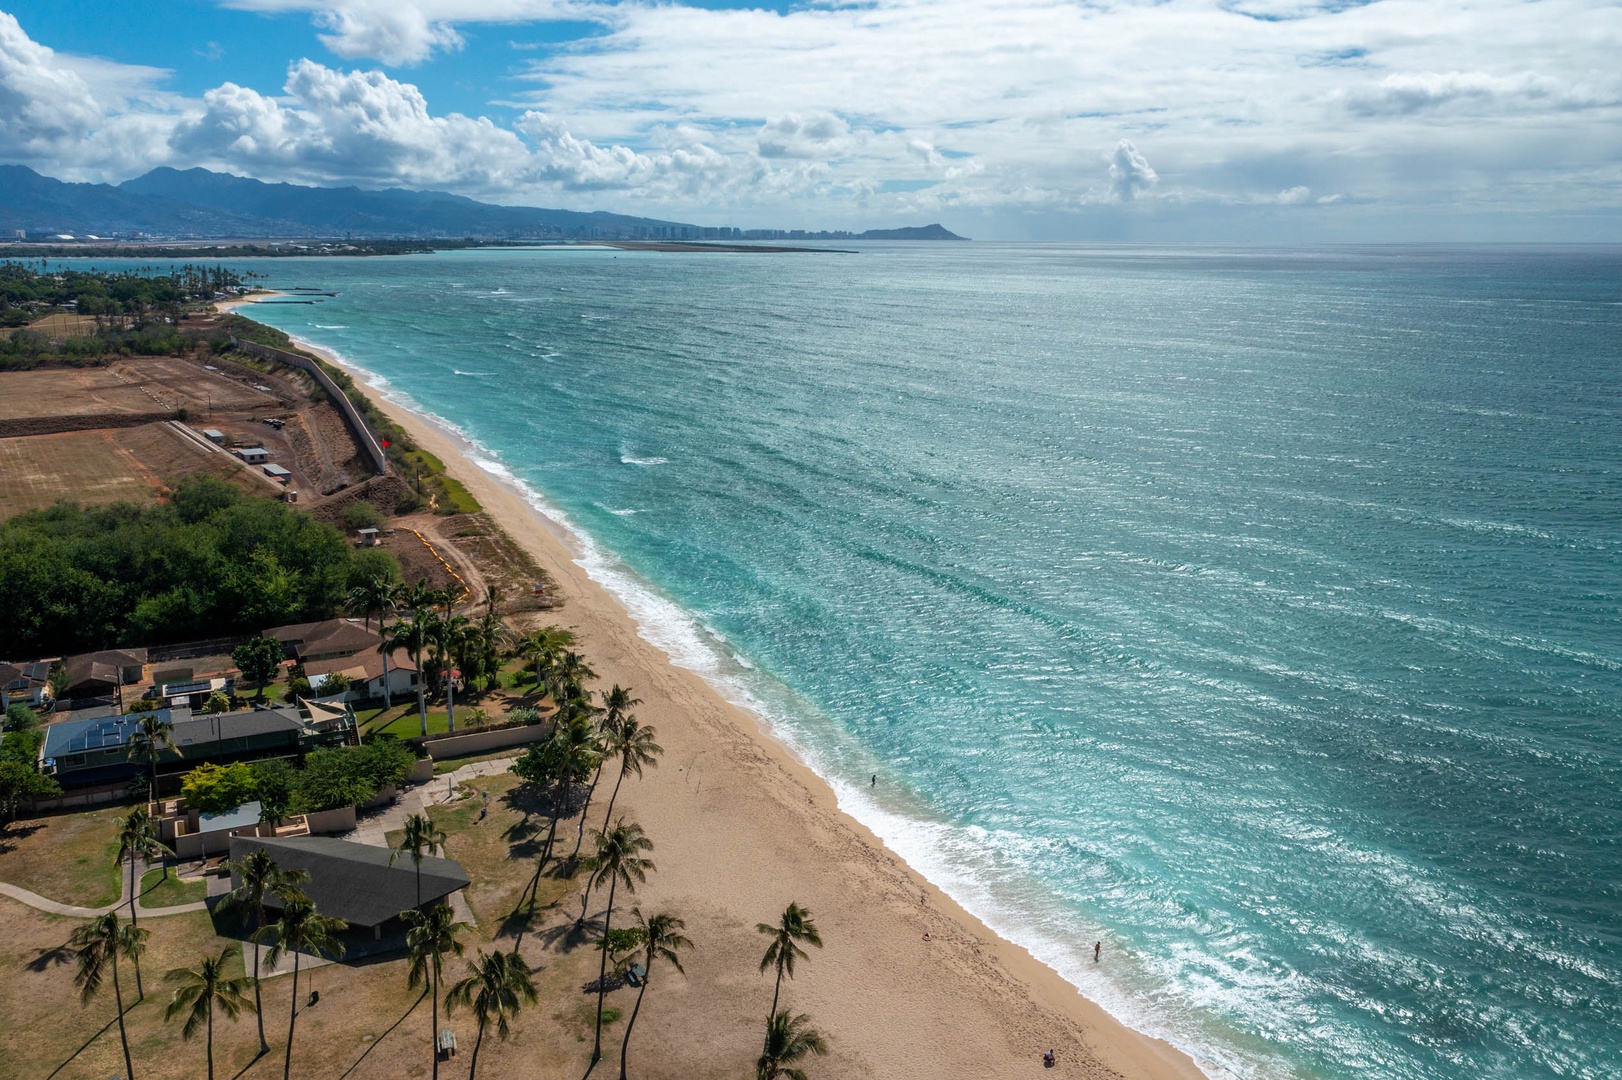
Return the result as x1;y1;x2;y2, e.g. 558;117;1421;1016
278;317;1208;1080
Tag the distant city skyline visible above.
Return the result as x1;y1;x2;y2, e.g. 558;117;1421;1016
1;0;1618;241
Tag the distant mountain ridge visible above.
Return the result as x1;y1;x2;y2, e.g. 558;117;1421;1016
0;166;967;242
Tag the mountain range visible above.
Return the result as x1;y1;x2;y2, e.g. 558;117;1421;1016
0;166;966;242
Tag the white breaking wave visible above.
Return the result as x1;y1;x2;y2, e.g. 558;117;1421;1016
314;324;347;329
620;455;669;466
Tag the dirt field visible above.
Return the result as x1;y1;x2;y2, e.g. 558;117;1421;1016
0;423;260;520
0;312;117;340
0;358;279;421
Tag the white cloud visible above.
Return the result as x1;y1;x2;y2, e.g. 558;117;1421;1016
1108;139;1157;202
224;0;593;65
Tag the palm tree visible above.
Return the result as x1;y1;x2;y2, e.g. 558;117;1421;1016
349;574;400;633
72;912;148;1080
757;903;822;1027
404;903;468;1080
514;626;573;702
115;806;172;997
618;908;692;1080
600;715;661;834
433;614;471;732
757;1011;829;1080
164;948;256;1080
378;618;412;710
256;894;347;1080
585;819;655;1066
392;812;448;910
391;616;433;736
222;849;309;1053
400;579;438;733
127;712;176;811
445;950;537;1080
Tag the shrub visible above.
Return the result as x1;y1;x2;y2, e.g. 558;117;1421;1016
180;761;258;815
342;501;384;532
200;690;231;714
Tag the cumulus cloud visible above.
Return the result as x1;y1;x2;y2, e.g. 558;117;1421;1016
757;112;850;159
225;0;588;65
1276;185;1312;204
1344;71;1605;116
1108;140;1157;202
0;13;104;155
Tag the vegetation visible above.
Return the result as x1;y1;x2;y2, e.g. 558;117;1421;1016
233;637;284;701
757;1011;830;1080
392;812;447;910
295;737;415;812
179;762;258;815
71;911;149;1080
115;806;173;998
0;715;59;819
445;949;537;1080
341;500;385;533
758;903;823;1028
128;712;176;807
255;893;347;1080
0;475;400;658
585;819;655;1066
403;903;468;1080
619;908;693;1080
221;849;308;1054
163;948;256;1080
139;866;207;907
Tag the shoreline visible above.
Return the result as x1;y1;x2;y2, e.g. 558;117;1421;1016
268;312;1210;1078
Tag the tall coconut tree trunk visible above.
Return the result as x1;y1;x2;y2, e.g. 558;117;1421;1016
253;905;268;1052
601;760;628;835
128;857;143;999
571;760;605;865
416;645;429;737
768;965;785;1033
446;672;456;733
113;950;136;1080
382;648;393;709
591;876;619;1064
430;959;441;1080
467;1016;486;1080
618;974;649;1080
206;997;215;1080
284;951;301;1080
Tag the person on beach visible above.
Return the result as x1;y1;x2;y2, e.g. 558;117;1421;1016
871;773;877;787
1094;941;1101;962
1044;1048;1056;1068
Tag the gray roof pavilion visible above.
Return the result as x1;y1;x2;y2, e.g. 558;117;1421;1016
229;835;470;931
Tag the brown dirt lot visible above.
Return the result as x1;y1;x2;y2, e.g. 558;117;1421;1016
0;807;124;908
0;423;261;520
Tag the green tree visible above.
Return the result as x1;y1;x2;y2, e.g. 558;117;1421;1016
0;757;59;821
126;712;176;809
585;819;655;1066
445;950;537;1080
757;1011;829;1080
513;625;573;702
256;893;346;1080
222;849;308;1054
181;761;258;815
233;637;284;702
347;571;398;633
599;713;661;835
404;903;467;1080
341;500;385;534
618;908;692;1080
116;806;172;997
164;948;256;1080
757;903;823;1028
201;690;232;715
72;912;149;1080
393;811;447;910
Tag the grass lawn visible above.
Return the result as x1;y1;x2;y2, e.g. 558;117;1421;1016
0;806;125;907
139;867;207;908
364;707;452;738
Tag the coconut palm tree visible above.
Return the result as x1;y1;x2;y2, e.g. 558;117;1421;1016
514;626;573;703
115;805;172;997
600;715;661;834
222;850;309;1053
377;618;413;710
164;947;256;1080
757;1011;829;1080
445;950;537;1080
585;819;655;1066
256;893;347;1080
390;616;433;736
72;912;148;1080
404;903;468;1080
392;812;448;910
757;903;822;1027
433;614;471;732
127;712;176;811
348;574;399;633
618;908;692;1080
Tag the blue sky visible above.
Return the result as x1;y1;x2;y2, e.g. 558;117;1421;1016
2;1;1619;240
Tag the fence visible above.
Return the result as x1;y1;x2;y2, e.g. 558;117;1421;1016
420;723;550;761
230;336;389;476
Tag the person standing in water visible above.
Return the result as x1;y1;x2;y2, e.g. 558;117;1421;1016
1093;941;1101;962
871;774;877;787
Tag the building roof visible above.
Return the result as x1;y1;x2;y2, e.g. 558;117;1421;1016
263;464;292;476
265;618;368;647
40;712;149;758
304;648;414;681
228;836;470;928
62;649;147;691
297;621;381;660
169;707;304;750
198;801;263;834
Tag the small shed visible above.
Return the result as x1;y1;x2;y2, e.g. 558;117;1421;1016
263;463;292;483
202;428;225;443
234;447;270;464
356;527;380;547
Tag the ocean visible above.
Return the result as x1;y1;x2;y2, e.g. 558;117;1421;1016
209;243;1619;1078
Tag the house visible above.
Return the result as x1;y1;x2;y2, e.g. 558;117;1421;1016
233;447;270;464
61;648;148;704
264;618;380;663
40;703;314;790
262;463;292;483
202;428;226;443
229;835;471;938
303;648;418;702
149;675;234;711
0;661;53;709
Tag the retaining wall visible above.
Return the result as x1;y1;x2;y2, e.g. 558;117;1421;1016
0;411;171;438
230;336;388;476
422;723;549;761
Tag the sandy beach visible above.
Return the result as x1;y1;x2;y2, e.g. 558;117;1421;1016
262;311;1208;1079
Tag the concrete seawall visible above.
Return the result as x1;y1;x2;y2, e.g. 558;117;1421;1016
230;336;389;476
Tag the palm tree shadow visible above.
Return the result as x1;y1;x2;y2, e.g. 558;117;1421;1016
26;937;76;972
229;1045;269;1080
44;1015;118;1080
539;912;603;952
0;820;43;854
334;989;425;1080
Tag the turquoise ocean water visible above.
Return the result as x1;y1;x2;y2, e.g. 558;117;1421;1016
189;244;1622;1077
